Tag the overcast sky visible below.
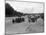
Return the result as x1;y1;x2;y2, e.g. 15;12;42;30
6;1;44;13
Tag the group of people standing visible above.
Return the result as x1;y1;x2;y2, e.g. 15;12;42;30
12;13;44;24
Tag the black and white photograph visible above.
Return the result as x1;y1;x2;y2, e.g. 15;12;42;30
5;0;44;35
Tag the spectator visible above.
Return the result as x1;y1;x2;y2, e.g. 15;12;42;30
12;17;24;23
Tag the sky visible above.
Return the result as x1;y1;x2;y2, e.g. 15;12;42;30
6;1;44;13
